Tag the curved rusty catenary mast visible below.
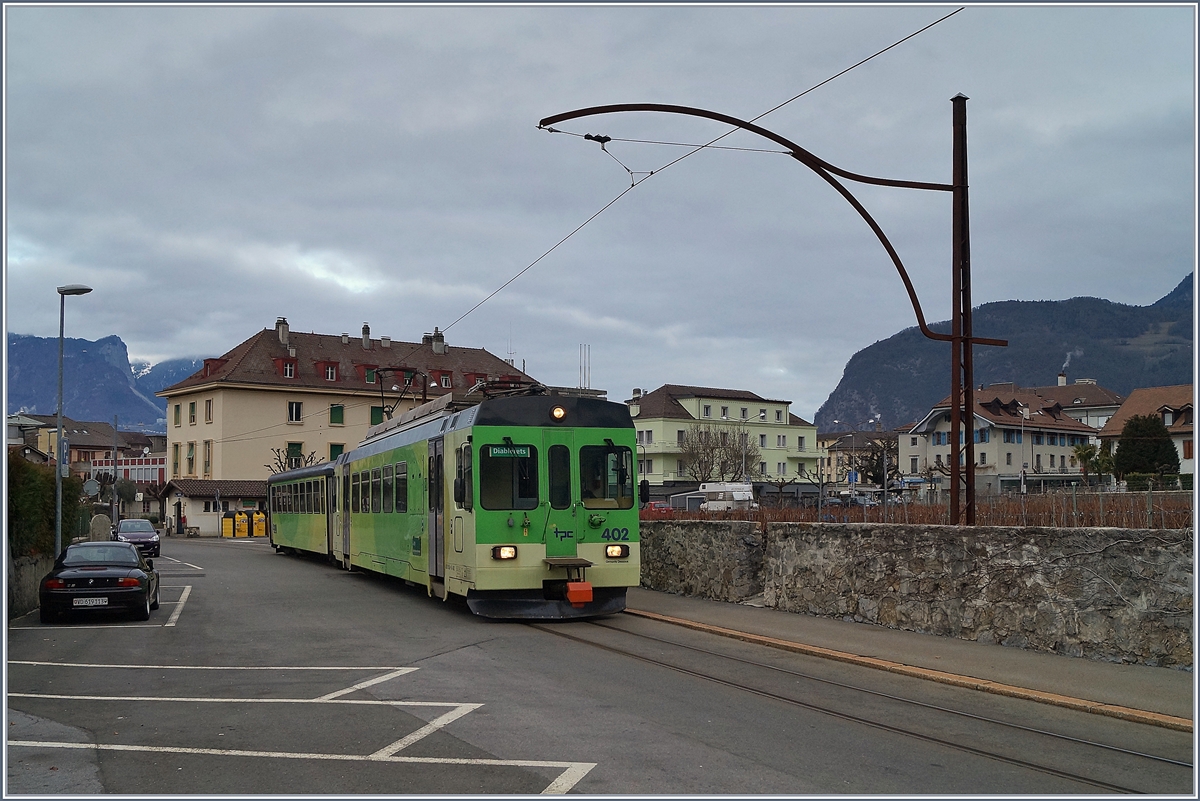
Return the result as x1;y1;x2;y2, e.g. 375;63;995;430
538;99;1006;525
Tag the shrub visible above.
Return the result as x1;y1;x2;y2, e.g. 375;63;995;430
7;450;82;558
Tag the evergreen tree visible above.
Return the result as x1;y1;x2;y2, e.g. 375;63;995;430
1113;414;1180;477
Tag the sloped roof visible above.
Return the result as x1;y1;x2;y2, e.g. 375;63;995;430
912;388;1099;435
627;384;792;423
158;323;532;398
24;415;131;449
1099;384;1194;438
165;478;269;499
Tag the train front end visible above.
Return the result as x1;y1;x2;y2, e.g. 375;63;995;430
459;394;640;619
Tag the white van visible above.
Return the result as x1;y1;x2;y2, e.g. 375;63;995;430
698;482;759;511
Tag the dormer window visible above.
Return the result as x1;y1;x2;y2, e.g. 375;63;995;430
284;363;295;378
1163;410;1174;426
366;368;376;384
440;373;452;388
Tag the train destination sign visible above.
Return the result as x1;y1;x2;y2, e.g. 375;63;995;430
489;445;530;458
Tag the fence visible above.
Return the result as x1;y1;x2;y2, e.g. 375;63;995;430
645;490;1194;529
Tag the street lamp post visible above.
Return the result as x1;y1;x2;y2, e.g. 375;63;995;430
55;284;93;556
538;99;1007;524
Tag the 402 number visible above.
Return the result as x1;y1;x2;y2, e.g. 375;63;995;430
601;528;630;541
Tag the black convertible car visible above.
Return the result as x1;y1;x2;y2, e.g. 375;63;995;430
39;542;160;624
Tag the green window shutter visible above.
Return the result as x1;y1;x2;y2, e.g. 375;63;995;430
370;406;384;425
287;442;303;458
329;404;344;425
329;444;344;460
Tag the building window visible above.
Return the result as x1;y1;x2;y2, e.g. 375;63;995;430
288;401;303;423
910;457;918;473
172;443;180;476
740;408;748;419
910;437;918;446
1184;439;1193;459
286;442;303;470
203;440;212;477
1006;452;1012;466
703;405;711;418
325;365;337;381
760;434;767;447
759;408;767;420
638;459;654;475
935;454;943;465
979;452;986;465
798;436;805;451
720;406;729;419
1050;454;1056;468
1035;454;1042;470
284;362;295;379
329;404;345;426
777;462;786;475
370;406;384;426
441;374;452;388
774;410;782;422
677;459;685;475
677;430;686;444
204;399;213;423
759;461;767;475
330;443;344;461
365;368;376;384
186;442;195;475
777;435;786;448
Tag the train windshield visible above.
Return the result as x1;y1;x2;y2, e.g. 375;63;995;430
579;445;634;510
480;444;539;510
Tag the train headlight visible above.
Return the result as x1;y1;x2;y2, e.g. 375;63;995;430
550;405;566;421
492;546;518;560
605;544;629;559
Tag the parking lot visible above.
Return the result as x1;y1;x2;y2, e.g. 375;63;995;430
7;539;594;794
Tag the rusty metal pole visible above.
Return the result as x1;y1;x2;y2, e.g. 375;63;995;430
952;94;975;524
949;101;963;524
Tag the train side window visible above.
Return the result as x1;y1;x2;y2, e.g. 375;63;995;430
479;444;539;510
395;463;408;513
548;445;571;509
382;465;394;513
328;476;336;513
351;472;360;513
371;468;382;514
362;470;372;514
319;479;325;515
454;445;473;511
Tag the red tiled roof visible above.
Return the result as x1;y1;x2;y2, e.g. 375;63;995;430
918;388;1099;434
157;324;532;398
165;478;268;499
1099;385;1194;438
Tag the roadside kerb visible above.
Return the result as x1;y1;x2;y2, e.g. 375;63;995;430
624;607;1193;733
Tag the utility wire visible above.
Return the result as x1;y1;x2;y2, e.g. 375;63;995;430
438;7;965;336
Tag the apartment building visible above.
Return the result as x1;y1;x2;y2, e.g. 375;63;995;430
157;318;532;482
625;384;819;487
1099;384;1194;475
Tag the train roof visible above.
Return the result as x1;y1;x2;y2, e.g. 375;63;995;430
266;461;336;485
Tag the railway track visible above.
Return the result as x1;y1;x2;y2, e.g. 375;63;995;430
530;615;1193;795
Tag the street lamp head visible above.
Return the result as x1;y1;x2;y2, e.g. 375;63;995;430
57;284;92;296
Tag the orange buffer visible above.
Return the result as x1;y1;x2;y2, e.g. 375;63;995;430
566;582;593;608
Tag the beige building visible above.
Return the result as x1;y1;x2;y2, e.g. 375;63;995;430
157;318;532;482
625;384;819;489
1098;384;1194;475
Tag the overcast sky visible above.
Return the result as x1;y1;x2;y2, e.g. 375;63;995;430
5;4;1195;418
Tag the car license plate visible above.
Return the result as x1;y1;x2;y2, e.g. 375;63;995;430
73;597;108;607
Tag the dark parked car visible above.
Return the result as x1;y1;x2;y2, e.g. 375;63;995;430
39;542;160;624
112;518;161;557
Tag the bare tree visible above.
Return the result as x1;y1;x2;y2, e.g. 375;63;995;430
264;448;324;475
680;423;762;482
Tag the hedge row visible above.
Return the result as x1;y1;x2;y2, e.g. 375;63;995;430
7;450;84;558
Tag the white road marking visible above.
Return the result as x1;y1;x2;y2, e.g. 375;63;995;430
7;740;595;794
368;703;483;757
317;668;419;700
10;661;417;671
11;693;462;707
164;585;191;627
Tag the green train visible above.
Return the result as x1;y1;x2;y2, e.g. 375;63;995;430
266;390;642;618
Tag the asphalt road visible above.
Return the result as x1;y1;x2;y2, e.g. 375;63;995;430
7;537;1192;794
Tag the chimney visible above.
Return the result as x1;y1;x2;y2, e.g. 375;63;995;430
1058;372;1067;386
632;388;642;399
429;327;446;355
362;323;371;350
276;317;289;346
381;336;391;349
341;332;349;345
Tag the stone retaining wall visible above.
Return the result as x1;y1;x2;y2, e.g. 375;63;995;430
639;521;1193;668
8;552;54;619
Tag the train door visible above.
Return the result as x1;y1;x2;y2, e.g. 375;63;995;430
341;469;351;568
543;431;577;559
326;473;337;559
428;438;445;580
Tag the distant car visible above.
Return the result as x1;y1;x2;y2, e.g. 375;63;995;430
39;542;160;624
645;501;673;511
112;518;161;557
